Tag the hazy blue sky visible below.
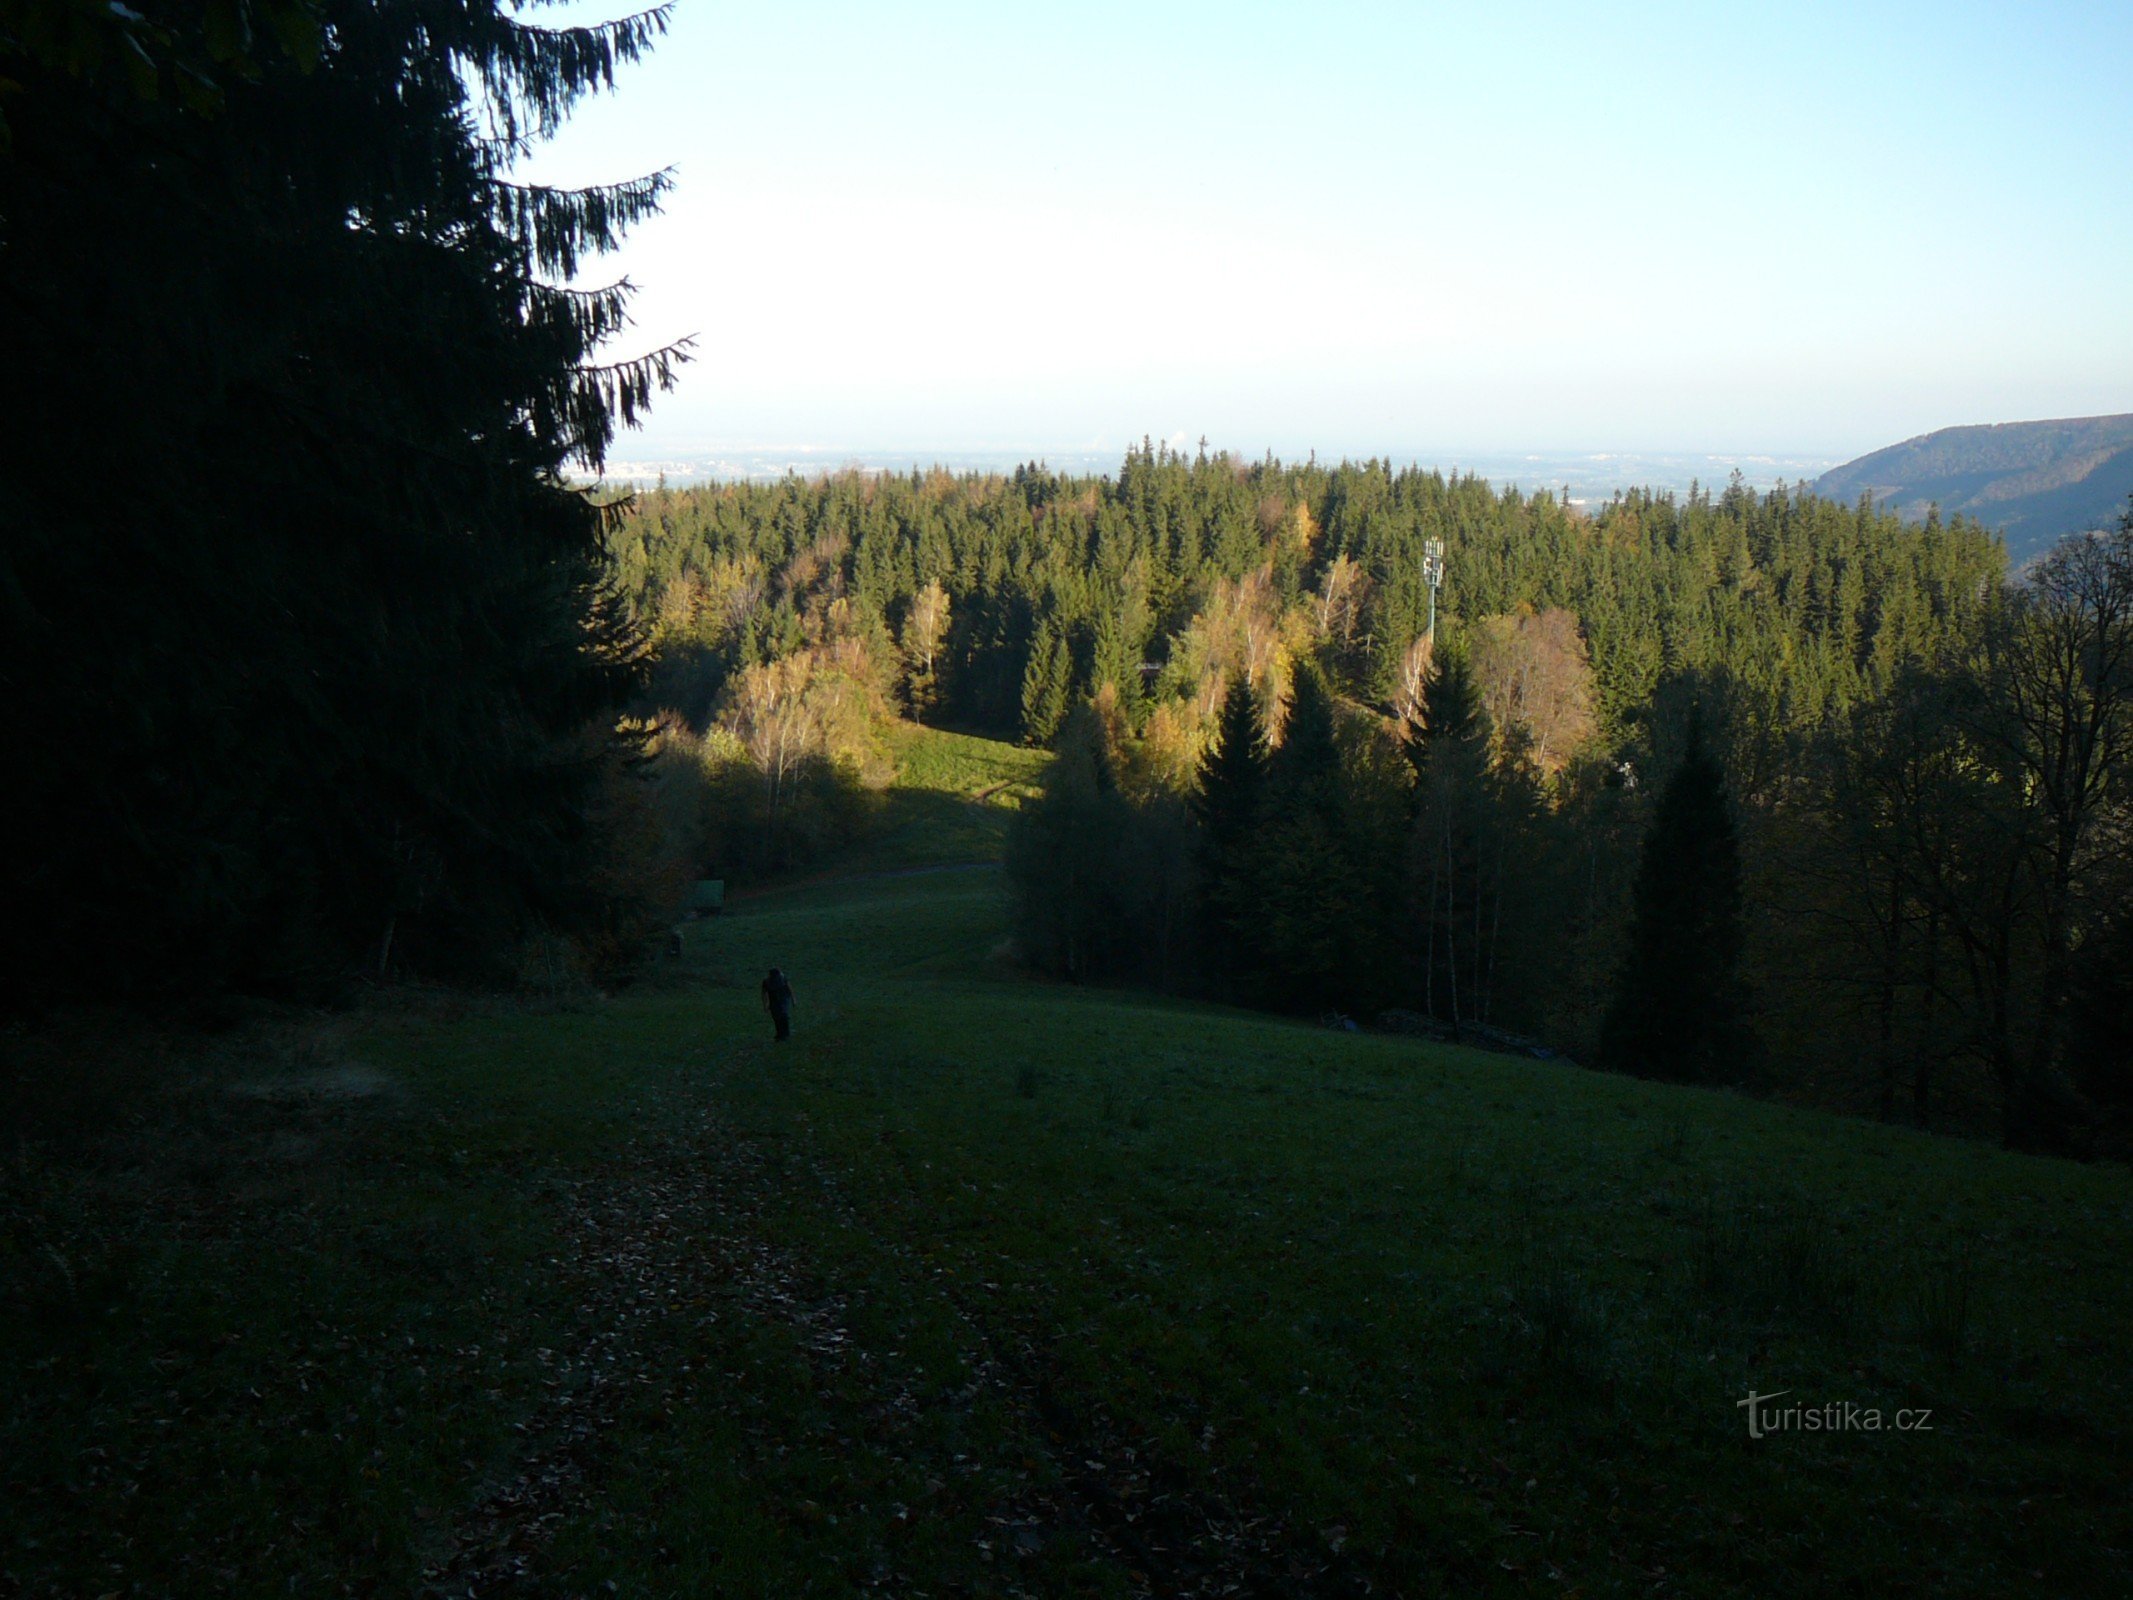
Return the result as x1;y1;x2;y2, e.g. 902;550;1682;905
523;0;2133;461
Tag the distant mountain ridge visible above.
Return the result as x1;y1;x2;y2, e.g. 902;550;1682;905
1814;413;2133;563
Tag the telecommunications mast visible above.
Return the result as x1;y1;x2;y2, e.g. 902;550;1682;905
1423;537;1445;642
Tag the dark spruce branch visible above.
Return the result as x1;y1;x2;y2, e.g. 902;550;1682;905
455;4;673;142
490;170;675;278
545;340;697;468
524;278;639;350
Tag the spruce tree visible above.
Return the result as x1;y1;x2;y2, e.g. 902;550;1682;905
1597;714;1757;1081
1406;643;1500;1026
1271;664;1342;794
1405;643;1485;783
1193;676;1266;860
1091;608;1138;711
1020;619;1071;745
2;0;688;1006
1190;675;1266;980
1256;664;1365;1012
1005;701;1128;980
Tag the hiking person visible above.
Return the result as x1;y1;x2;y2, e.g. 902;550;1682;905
761;967;794;1042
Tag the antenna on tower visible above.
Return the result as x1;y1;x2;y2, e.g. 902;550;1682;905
1422;537;1445;643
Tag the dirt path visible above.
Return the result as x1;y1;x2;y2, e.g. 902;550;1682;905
421;1090;1366;1597
418;1105;853;1595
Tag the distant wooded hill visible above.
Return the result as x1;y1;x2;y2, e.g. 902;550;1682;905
1814;413;2133;562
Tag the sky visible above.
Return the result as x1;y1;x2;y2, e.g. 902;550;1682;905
522;0;2133;464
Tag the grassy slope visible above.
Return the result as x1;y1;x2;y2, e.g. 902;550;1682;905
835;722;1049;874
4;727;2129;1597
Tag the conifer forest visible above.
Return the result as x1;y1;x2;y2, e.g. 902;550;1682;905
4;2;2132;1594
608;453;2131;1151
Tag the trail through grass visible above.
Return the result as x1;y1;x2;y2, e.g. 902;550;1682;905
5;740;2130;1595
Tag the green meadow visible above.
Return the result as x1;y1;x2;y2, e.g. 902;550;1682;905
5;732;2128;1597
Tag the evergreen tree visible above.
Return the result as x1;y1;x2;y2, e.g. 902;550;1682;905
1091;606;1142;719
1193;676;1266;859
1190;675;1266;982
1406;643;1484;776
1004;702;1129;981
2;0;687;1006
1256;664;1366;1012
1269;662;1343;798
1597;713;1758;1081
1405;643;1501;1024
1019;618;1071;745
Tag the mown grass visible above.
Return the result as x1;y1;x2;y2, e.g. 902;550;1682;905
5;754;2130;1595
838;721;1048;873
676;878;2131;1595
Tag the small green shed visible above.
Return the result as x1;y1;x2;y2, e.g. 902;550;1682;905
685;878;726;918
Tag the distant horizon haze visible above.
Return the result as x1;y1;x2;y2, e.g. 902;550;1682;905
590;435;1845;489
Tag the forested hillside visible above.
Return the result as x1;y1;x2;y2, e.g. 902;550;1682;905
609;446;2000;750
1815;413;2133;563
607;450;2133;1155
